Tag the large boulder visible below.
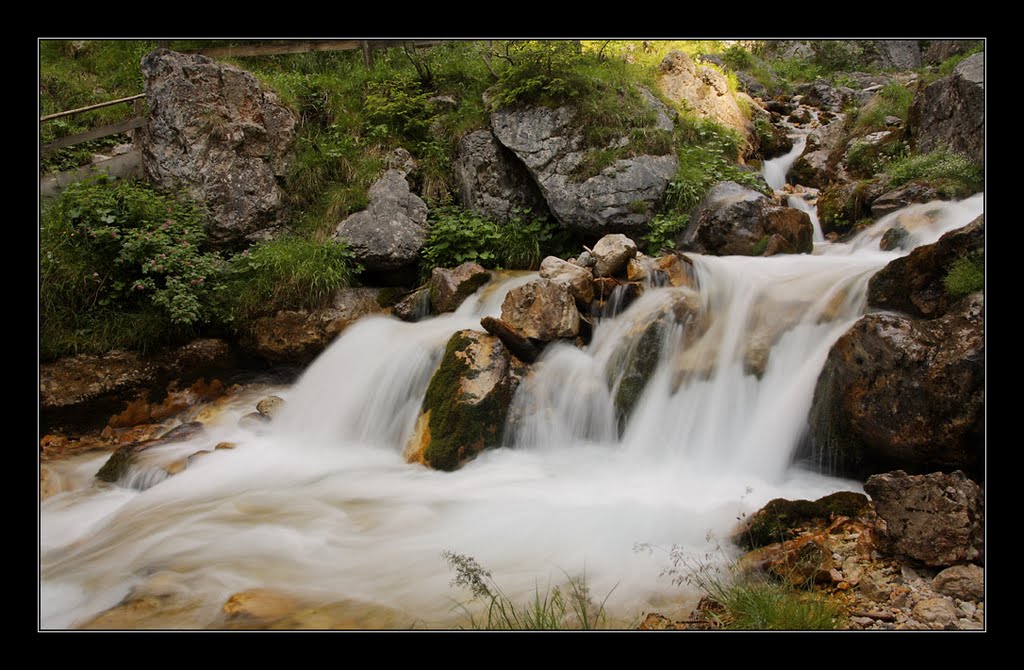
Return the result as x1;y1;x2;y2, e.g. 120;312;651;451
245;288;388;364
500;278;580;341
864;470;983;567
675;181;813;256
491;105;678;236
453;129;549;223
140;49;296;246
429;262;491;313
808;293;984;478
931;564;984;601
868;215;984;319
796;79;844;112
869;40;923;70
657;51;749;139
908;53;984;165
403;330;512;471
870;182;942;219
736;492;869;550
333;170;429;274
789;116;848;189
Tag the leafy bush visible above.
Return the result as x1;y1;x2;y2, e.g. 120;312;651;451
944;253;984;298
442;551;615;630
721;44;755;71
644;213;689;254
421;207;575;277
221;237;362;323
490;41;596;108
41;177;221;357
883;149;983;197
937;42;984;77
846;138;907;178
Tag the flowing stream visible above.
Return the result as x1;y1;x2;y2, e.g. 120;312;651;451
39;178;983;629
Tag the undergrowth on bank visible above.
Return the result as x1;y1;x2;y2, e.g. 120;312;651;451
442;551;618;630
883;149;983;198
944;252;984;298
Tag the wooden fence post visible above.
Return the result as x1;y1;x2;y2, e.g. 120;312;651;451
361;40;374;68
133;98;144;149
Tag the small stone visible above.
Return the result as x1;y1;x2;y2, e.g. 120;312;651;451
592;234;638;278
912;597;958;625
959;619;983;630
256;395;286;418
932;564;984;601
239;412;270;430
215;442;236;450
852;616;874;626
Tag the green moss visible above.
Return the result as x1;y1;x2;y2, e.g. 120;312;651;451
816;181;876;235
421;331;511;471
943;252;984;298
739;492;868;550
751;235;770;257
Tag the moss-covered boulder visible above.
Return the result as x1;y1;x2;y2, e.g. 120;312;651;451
816;181;881;236
736;491;869;550
606;288;704;429
403;330;513;471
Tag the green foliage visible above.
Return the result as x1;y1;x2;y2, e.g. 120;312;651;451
442;551;616;630
846;137;908;178
752;236;770;256
769;58;824;86
491;41;595;108
811;41;862;73
644;213;689;254
645;542;842;630
721;44;755;71
39;40;155;174
421;207;573;277
853;82;914;133
666;118;770;215
41;177;220;358
883;149;983;198
220;237;362;323
937;42;984;77
943;252;984;298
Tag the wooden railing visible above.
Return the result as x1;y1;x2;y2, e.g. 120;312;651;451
40;93;146;156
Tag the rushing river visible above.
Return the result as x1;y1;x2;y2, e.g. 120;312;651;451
39;190;983;629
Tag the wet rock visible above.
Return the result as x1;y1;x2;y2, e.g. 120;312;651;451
429;262;491;313
256;395;285;418
655;254;694;288
334;170;428;273
403;330;512;471
789;117;847;189
870;182;943;219
222;588;306;623
879;224;909;251
480;316;543;364
868;214;983;319
539;255;594;304
606;289;704;427
797;79;844;112
809;294;984;477
737;492;869;550
592;234;638;277
908;53;984;165
245;287;388;364
96;421;205;484
239;412;270;430
500;279;580;341
912;597;958;627
864;470;983;567
140;49;295;246
491;104;677;236
453;129;549;223
676;181;812;256
932;564;984;601
816;182;874;237
392;287;432;322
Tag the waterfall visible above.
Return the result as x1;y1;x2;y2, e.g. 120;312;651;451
40;196;983;629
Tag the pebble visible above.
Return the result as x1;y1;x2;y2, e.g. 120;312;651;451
852;616;874;626
959;601;976;618
960;619;983;630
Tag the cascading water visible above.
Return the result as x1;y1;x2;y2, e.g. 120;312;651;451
39;194;983;629
762;135;806;191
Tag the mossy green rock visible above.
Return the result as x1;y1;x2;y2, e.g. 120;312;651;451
404;330;512;471
96;421;205;484
738;491;869;550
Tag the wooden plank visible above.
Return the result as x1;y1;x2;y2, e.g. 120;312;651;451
184;39;463;59
41;94;146;122
41;117;146;155
361;40;373;68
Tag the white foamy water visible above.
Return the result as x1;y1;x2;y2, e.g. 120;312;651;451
40;197;982;630
762;135;806;191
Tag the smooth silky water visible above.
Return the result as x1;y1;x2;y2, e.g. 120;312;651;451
39;194;983;629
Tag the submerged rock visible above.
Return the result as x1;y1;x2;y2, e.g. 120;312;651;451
403;330;512;471
868;214;983;319
96;421;205;484
676;181;813;256
808;293;983;478
140;49;295;246
429;262;491;313
334;170;429;273
865;470;983;567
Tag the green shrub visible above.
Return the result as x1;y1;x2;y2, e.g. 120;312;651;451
883;149;983;198
221;237;362;323
937;42;984;77
41;177;221;358
846;138;907;178
722;44;755;71
944;253;984;298
644;213;689;254
490;40;597;108
442;551;616;630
